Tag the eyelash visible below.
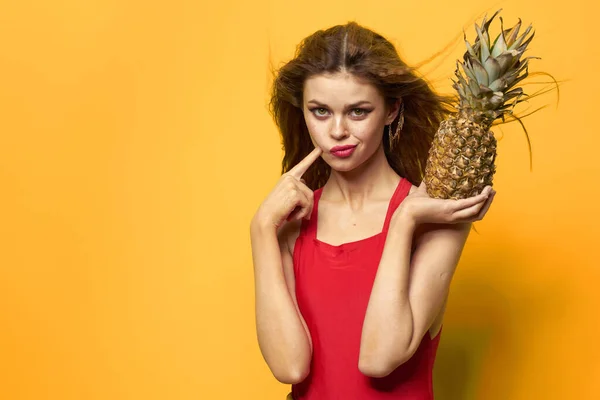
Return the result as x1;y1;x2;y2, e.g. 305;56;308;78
309;107;372;118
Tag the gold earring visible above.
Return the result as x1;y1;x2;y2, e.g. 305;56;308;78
389;102;404;149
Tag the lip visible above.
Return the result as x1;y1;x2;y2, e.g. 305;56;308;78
330;144;357;152
330;144;357;158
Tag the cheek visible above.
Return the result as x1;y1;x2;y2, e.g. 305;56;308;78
355;125;382;143
305;121;327;145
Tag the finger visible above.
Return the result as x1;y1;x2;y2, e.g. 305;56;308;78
481;186;493;197
288;147;323;180
450;187;492;212
452;194;489;219
474;190;495;220
452;190;494;221
287;188;311;221
295;180;315;219
287;206;301;221
293;198;311;220
282;177;312;221
451;203;484;222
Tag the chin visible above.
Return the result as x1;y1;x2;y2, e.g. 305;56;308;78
324;157;362;173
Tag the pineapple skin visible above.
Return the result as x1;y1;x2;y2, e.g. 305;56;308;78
421;9;539;199
424;113;497;200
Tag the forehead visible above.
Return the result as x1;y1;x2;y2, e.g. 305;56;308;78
303;72;382;104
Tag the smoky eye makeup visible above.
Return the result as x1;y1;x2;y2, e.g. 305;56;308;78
308;107;374;119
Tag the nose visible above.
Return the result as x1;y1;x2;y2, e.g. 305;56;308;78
330;118;350;140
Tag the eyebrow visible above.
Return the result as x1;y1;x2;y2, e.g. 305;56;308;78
306;100;373;108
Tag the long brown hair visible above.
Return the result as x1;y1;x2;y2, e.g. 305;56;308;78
268;21;457;190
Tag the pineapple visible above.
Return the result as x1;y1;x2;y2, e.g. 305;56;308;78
424;9;536;199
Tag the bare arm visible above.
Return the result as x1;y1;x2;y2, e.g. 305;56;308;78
358;215;470;377
251;218;312;384
358;183;494;377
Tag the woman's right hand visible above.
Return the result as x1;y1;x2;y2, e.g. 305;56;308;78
252;147;323;231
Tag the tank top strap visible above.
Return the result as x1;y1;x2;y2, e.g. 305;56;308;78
381;177;412;233
302;179;411;239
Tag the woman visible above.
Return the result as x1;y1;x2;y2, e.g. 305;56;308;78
250;21;496;399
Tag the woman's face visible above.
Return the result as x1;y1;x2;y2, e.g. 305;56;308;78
302;71;398;172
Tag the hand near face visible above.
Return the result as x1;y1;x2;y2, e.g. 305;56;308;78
252;147;323;231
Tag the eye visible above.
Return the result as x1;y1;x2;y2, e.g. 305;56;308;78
351;108;372;118
308;107;372;118
309;107;329;117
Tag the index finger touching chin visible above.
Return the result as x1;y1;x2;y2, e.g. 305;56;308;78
288;146;323;179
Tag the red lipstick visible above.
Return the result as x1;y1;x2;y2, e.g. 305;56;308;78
330;144;357;158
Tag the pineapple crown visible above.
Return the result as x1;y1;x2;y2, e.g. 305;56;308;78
453;9;537;123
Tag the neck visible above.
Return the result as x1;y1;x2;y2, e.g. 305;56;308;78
323;143;400;208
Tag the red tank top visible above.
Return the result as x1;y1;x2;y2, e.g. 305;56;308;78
291;177;442;399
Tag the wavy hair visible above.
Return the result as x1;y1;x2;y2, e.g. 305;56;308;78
269;21;457;190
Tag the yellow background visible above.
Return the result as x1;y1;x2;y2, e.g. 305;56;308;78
0;0;598;399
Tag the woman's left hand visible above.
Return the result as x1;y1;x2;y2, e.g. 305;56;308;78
395;181;496;226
